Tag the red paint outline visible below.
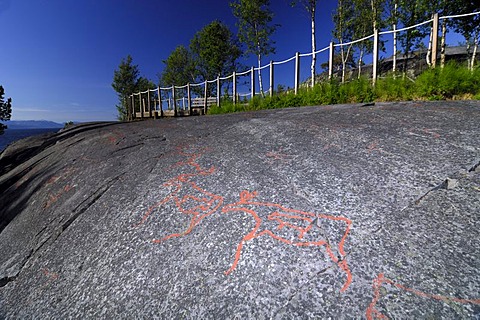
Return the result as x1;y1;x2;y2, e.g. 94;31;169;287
222;190;352;292
136;146;224;242
137;147;353;293
366;273;480;319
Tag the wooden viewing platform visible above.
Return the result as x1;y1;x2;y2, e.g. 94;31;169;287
132;95;218;120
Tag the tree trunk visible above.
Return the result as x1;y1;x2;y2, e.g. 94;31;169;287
471;35;479;71
311;3;316;87
358;49;364;79
402;32;411;78
426;24;433;67
392;2;397;76
257;52;264;97
466;41;472;70
440;18;447;68
340;45;346;84
371;0;377;31
341;45;352;83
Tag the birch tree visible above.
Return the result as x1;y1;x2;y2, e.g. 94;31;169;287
397;0;429;75
449;1;480;70
333;0;355;83
291;0;317;87
384;0;399;73
351;0;373;78
418;0;452;68
370;0;386;31
231;0;278;97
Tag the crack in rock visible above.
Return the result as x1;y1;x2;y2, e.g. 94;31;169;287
52;172;126;245
0;249;33;288
414;160;479;206
468;160;480;173
0;172;125;288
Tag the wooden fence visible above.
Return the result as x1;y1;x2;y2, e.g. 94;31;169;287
129;11;479;119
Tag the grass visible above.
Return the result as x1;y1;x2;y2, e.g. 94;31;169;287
208;63;480;115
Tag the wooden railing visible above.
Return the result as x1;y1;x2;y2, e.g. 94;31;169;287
129;10;480;119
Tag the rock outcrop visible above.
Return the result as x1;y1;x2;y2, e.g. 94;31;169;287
1;101;479;318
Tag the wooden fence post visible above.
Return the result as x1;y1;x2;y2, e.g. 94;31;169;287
431;13;439;68
130;95;134;120
295;52;300;95
216;76;220;107
329;42;334;80
372;29;379;86
232;71;237;104
172;86;177;117
204;81;208;115
187;83;191;114
139;92;143;119
269;60;274;97
251;66;255;99
147;89;151;118
157;87;163;118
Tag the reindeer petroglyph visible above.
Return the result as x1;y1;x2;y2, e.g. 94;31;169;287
136;146;223;242
135;145;478;315
222;190;353;292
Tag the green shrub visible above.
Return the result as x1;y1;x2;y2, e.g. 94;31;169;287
415;63;480;99
374;75;414;101
206;64;478;115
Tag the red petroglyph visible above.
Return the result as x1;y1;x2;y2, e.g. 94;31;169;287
14;166;40;189
408;128;441;139
264;149;294;163
366;273;480;320
41;268;59;281
43;185;75;209
136;146;224;242
36;268;59;292
137;146;353;293
222;190;352;293
45;167;76;186
106;131;125;145
367;140;382;153
423;128;440;139
323;143;340;151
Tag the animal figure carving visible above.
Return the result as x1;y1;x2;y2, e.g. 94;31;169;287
366;273;480;319
134;145;479;314
222;190;353;292
137;147;223;242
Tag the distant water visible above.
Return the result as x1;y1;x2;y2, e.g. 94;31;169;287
0;128;60;153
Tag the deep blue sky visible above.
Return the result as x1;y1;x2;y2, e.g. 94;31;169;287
0;0;339;122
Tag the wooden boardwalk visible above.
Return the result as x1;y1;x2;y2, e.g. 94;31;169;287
133;97;217;119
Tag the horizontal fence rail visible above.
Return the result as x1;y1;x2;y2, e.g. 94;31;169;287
128;10;480;119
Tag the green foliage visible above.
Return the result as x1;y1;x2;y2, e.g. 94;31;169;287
415;62;480;99
64;121;74;129
396;0;429;68
374;75;414;101
230;0;277;58
231;0;278;94
112;55;154;121
160;46;195;87
160;22;242;98
0;85;12;135
190;21;242;85
207;65;480;116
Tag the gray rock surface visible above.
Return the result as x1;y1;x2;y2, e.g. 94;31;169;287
0;101;479;318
